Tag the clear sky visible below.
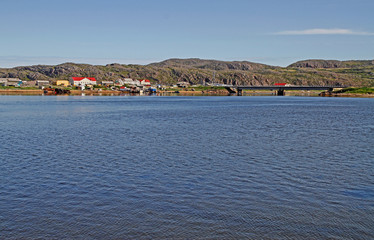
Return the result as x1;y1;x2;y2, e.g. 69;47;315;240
1;0;373;67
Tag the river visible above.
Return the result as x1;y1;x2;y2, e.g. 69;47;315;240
1;95;373;239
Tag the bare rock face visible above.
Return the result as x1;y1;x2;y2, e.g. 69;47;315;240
27;72;47;80
289;60;343;68
53;64;82;75
7;72;18;78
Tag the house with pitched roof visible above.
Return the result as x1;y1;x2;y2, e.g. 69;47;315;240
139;79;151;87
69;77;97;86
117;78;136;86
36;80;50;86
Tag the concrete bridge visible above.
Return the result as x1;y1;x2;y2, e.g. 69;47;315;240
225;85;343;96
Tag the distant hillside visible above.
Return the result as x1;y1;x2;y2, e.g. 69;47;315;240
148;58;274;71
0;58;373;87
289;59;374;68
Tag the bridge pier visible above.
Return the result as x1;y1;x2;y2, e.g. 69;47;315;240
277;89;285;96
237;88;243;96
224;86;237;94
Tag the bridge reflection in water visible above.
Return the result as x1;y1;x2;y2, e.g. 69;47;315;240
225;86;342;96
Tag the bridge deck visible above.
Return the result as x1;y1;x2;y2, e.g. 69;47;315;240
236;86;339;91
224;85;344;96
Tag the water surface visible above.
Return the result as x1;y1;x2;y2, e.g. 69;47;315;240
1;96;373;239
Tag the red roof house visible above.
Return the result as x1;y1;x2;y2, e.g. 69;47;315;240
139;79;151;86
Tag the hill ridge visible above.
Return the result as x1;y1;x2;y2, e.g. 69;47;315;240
1;58;373;87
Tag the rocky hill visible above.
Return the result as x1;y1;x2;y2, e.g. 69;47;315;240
148;58;273;71
0;58;373;87
288;59;374;68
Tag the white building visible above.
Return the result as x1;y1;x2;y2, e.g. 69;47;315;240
0;78;22;86
36;80;50;86
122;78;136;86
0;79;8;85
101;81;114;86
69;77;97;86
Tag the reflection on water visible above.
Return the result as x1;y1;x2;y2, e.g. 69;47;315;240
0;96;373;239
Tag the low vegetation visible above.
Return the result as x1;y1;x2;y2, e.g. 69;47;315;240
0;59;373;87
0;86;39;90
333;87;374;94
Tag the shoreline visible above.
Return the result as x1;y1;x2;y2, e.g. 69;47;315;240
0;88;373;98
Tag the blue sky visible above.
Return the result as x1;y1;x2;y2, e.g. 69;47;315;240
1;0;373;67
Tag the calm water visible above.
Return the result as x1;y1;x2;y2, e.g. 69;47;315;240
1;96;373;239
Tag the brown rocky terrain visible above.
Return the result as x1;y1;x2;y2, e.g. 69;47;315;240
0;58;373;87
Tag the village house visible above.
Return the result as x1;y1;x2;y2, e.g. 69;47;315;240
0;78;22;86
139;79;151;87
101;81;114;86
122;78;136;86
115;79;124;86
133;79;141;86
177;81;190;88
36;80;50;86
55;80;70;86
22;81;36;87
69;77;97;86
116;78;139;86
0;79;8;86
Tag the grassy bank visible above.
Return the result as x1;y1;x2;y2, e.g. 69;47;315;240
0;86;40;90
333;87;374;94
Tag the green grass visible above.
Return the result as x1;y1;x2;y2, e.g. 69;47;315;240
163;86;226;91
188;86;225;90
334;87;374;94
0;86;39;90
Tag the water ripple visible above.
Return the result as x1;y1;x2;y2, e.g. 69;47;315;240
0;96;373;239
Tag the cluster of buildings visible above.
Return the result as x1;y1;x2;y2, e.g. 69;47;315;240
0;78;50;87
1;76;197;94
0;77;154;89
116;78;151;87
